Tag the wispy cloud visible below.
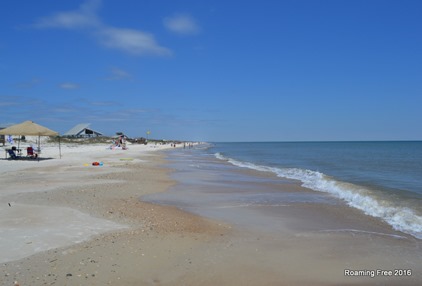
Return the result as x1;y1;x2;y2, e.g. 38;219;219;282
0;93;216;137
52;107;78;113
164;14;200;35
0;101;20;107
33;0;171;56
98;28;171;56
15;78;41;88
90;100;119;106
59;82;80;89
33;0;101;29
105;67;132;80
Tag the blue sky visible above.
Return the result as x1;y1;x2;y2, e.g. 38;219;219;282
1;0;421;141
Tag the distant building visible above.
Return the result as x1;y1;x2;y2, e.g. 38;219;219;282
63;123;103;138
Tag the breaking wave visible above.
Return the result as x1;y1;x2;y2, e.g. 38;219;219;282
215;152;422;239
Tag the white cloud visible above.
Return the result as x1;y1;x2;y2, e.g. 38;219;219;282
106;67;132;80
59;82;80;89
33;0;171;56
164;14;200;35
34;0;101;29
99;28;171;56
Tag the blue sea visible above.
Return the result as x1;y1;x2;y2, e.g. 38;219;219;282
145;141;422;239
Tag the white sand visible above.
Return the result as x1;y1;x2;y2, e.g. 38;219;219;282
0;142;178;264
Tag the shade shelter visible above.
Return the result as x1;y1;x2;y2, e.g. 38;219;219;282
0;120;60;159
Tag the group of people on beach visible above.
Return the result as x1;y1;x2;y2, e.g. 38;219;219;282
183;143;194;149
109;135;127;150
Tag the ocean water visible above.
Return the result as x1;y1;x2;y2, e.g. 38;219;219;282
212;141;422;239
143;141;422;240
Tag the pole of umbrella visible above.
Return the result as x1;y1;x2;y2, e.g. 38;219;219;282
38;135;40;162
17;136;21;154
59;136;62;159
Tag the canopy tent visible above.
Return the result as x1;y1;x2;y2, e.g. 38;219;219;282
0;120;58;136
0;120;61;159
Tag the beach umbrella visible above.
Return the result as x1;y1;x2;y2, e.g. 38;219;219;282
0;120;60;158
0;120;58;136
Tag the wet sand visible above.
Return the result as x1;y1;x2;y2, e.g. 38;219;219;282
144;149;422;285
1;145;421;285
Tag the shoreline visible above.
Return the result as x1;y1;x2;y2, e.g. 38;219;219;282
1;144;421;285
1;144;230;285
144;147;422;285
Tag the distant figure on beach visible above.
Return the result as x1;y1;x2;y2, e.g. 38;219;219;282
120;135;128;150
10;146;21;157
7;135;14;144
109;135;127;150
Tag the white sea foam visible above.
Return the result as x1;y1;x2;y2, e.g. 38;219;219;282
319;229;408;239
215;153;422;239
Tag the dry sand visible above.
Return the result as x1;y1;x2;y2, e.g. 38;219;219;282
0;143;232;286
0;142;420;285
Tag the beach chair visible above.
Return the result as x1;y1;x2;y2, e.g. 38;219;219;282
26;146;38;159
7;149;19;160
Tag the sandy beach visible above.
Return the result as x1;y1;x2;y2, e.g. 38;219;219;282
2;0;422;284
0;142;421;285
0;142;229;285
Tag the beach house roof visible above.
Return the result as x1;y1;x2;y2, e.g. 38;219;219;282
63;123;103;137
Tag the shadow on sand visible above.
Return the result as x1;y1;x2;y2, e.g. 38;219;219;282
1;157;56;162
